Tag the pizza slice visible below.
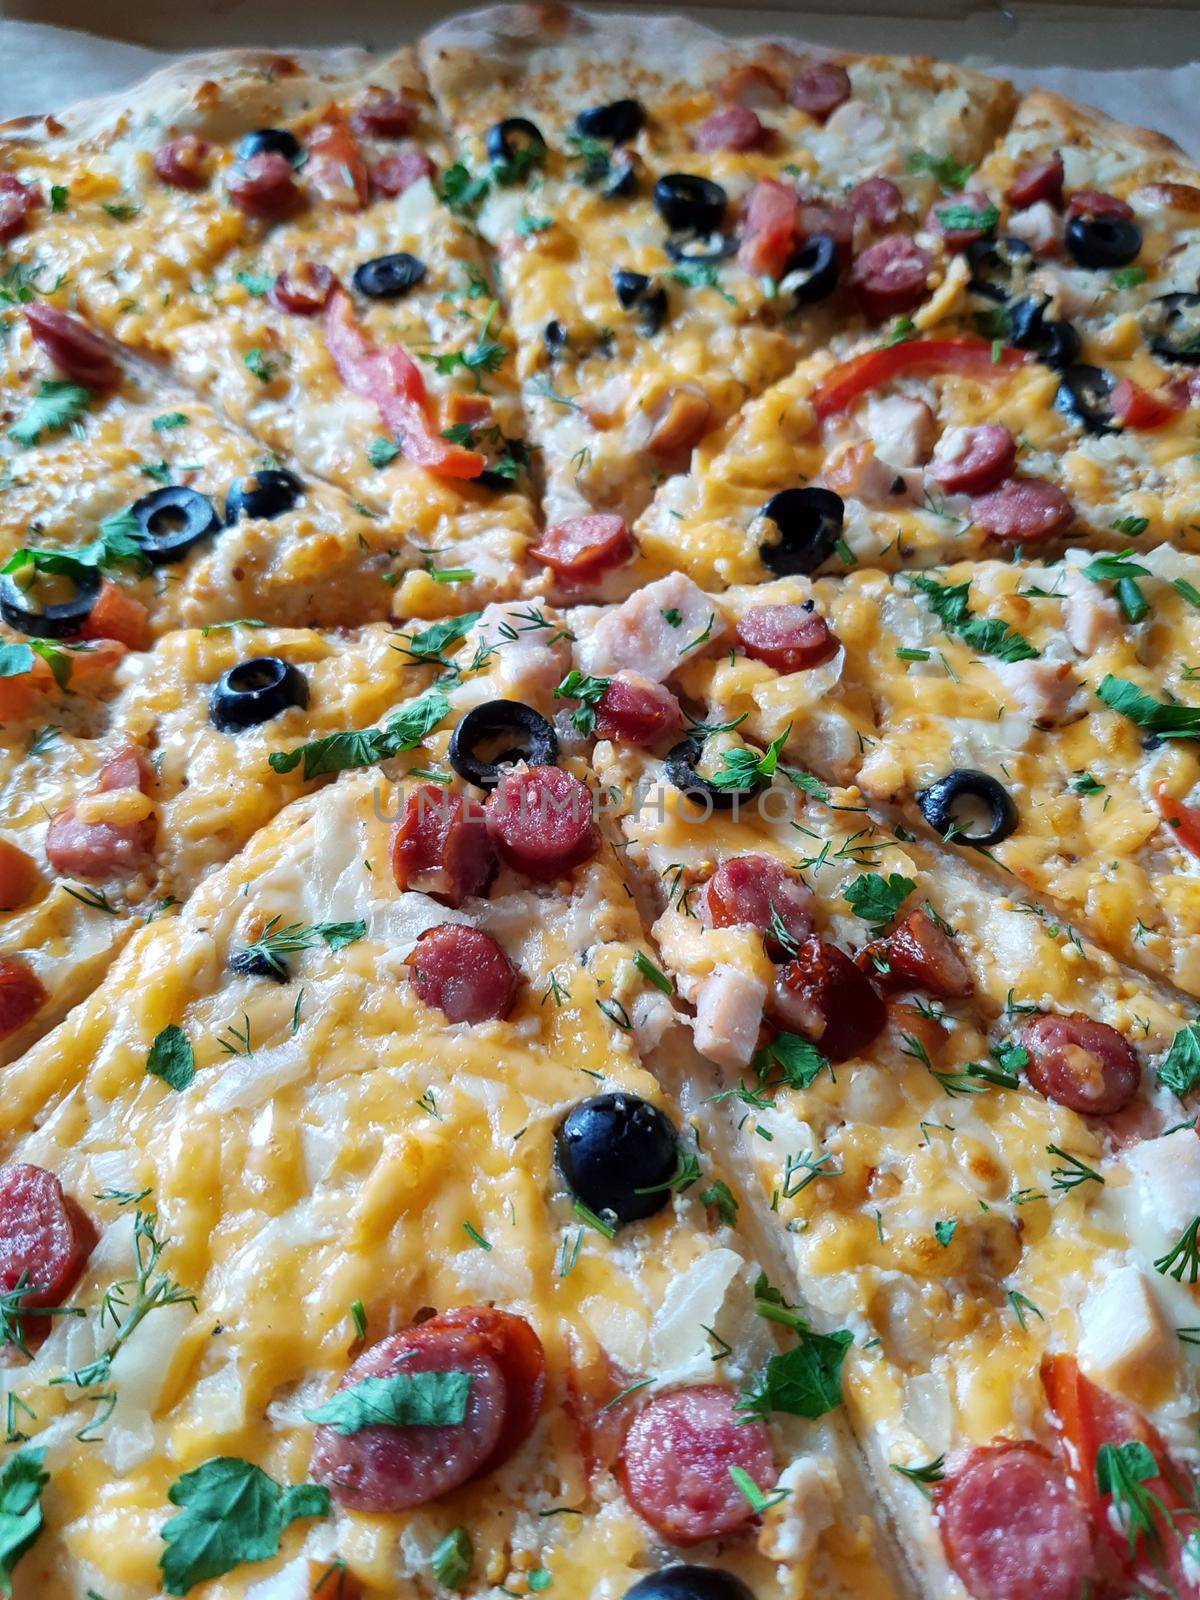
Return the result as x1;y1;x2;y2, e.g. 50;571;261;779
1;49;540;603
0;736;905;1597
419;4;1015;549
0;620;435;1066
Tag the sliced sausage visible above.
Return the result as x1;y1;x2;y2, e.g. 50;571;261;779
0;175;40;245
846;176;903;232
935;1443;1095;1600
926;190;998;250
796;196;856;263
310;1323;509;1511
79;581;149;651
1065;190;1133;222
694;104;766;153
592;674;682;748
226;151;300;218
0;1163;96;1349
1017;1012;1140;1116
270;262;337;316
701;854;814;959
530;514;633;584
45;746;156;880
390;785;496;906
861;908;973;998
769;935;886;1060
305;114;369;211
735;603;839;673
927;424;1017;496
850;235;932;322
641;387;712;461
24;304;119;390
1006;154;1064;210
738;178;800;279
0;958;47;1043
152;135;211;190
408;924;517;1024
970;478;1073;544
0;840;42;912
716;64;783;110
350;90;417;138
436;1307;545;1470
371;148;437;196
787;61;851;121
485;766;597;881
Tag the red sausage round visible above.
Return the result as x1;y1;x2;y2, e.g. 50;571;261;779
701;854;814;958
787;61;851;121
0;175;40;245
845;176;903;232
152;135;211;190
226;151;300;217
24;304;120;390
927;424;1017;495
593;674;682;748
530;514;633;584
936;1443;1095;1600
1017;1012;1140;1116
864;908;973;998
436;1307;546;1471
310;1324;509;1511
390;785;496;906
0;1163;96;1349
621;1386;775;1544
926;190;998;250
270;262;337;316
849;235;932;322
970;478;1073;544
735;603;840;673
485;766;597;881
408;924;517;1024
351;91;417;139
694;105;767;153
371;149;437;196
0;958;47;1043
1066;189;1133;222
1006;154;1064;210
770;936;886;1060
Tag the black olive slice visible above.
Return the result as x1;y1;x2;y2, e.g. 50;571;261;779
543;319;568;358
1140;292;1200;366
965;235;1033;303
448;700;559;791
665;231;738;266
486;117;546;166
663;739;742;811
653;174;727;235
225;468;306;525
623;1568;756;1600
555;1093;678;1226
352;252;426;299
130;486;223;566
602;149;640;201
0;559;100;640
209;656;310;733
613;268;668;337
236;128;302;165
1005;297;1081;371
1054;363;1117;435
916;769;1018;847
574;99;646;144
780;234;839;306
1065;215;1142;270
757;486;844;576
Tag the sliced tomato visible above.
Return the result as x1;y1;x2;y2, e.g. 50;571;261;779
80;581;149;651
1155;784;1200;858
1111;377;1179;430
1043;1354;1200;1597
322;289;484;479
305;110;370;210
811;338;1029;420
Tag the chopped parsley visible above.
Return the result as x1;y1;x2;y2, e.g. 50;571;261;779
431;1527;474;1590
304;1370;472;1434
1097;675;1200;739
844;871;915;929
905;150;973;192
554;669;610;734
145;1025;195;1092
741;1298;852;1421
0;1449;48;1594
242;348;277;383
1159;1022;1200;1097
7;380;92;447
269;689;449;778
159;1459;328;1595
911;574;1038;663
366;436;400;468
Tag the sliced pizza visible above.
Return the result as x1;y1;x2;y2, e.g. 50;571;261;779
419;4;1016;552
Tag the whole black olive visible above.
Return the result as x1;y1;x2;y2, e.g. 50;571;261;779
653;174;727;235
448;700;559;791
209;656;309;733
1054;363;1117;435
665;231;738;266
965;235;1033;303
0;558;100;640
352;253;426;299
613;268;668;337
225;468;306;524
130;486;223;565
1005;297;1081;370
663;739;742;811
781;234;839;306
623;1569;756;1600
757;487;844;576
486;117;545;167
1065;215;1142;270
236;128;302;165
1140;292;1200;366
574;99;645;144
916;769;1018;847
555;1093;679;1226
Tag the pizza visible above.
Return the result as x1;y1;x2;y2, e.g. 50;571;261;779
3;9;1200;1600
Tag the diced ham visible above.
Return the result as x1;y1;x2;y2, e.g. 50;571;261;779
470;602;571;702
1063;565;1120;655
991;657;1077;725
44;746;156;880
1006;201;1064;256
823;440;908;506
864;394;936;472
738;178;800;279
305;112;369;210
1077;1265;1178;1399
577;573;725;682
715;64;783;109
693;965;767;1070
